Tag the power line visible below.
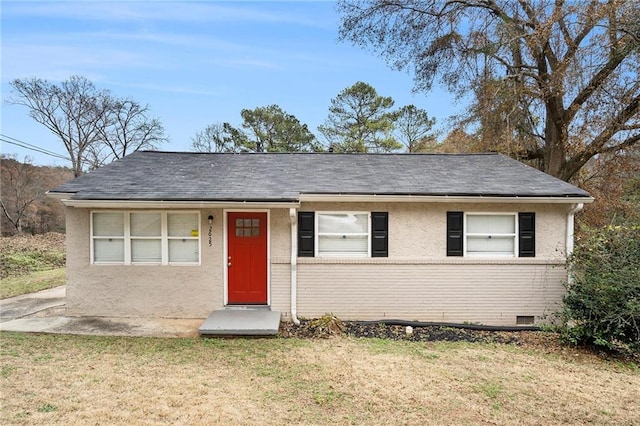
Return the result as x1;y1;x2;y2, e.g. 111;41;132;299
0;133;66;158
0;134;69;161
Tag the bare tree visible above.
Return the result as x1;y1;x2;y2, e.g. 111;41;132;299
97;99;168;164
191;122;240;153
338;0;640;181
8;76;112;177
0;155;43;234
9;76;167;175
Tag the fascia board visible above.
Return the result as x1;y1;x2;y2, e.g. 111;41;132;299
58;199;301;209
299;194;594;204
46;191;74;200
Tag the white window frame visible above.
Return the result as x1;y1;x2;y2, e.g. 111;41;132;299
91;211;201;265
315;211;371;257
464;212;518;257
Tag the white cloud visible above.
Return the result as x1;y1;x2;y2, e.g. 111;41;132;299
1;42;151;83
3;1;331;27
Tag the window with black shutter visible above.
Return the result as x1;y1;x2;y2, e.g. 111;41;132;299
297;212;315;257
371;212;388;257
447;211;464;256
297;211;388;257
518;212;536;257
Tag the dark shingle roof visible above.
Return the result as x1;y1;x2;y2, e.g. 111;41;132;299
50;151;591;201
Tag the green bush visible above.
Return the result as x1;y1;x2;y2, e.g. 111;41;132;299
562;226;640;353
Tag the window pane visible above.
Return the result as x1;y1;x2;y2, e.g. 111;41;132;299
467;236;515;253
93;213;124;236
131;213;161;237
467;215;515;234
94;239;124;262
169;239;199;262
318;214;368;234
131;239;161;262
168;213;198;237
318;235;368;255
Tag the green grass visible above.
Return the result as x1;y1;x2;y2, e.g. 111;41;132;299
0;251;65;279
0;268;66;299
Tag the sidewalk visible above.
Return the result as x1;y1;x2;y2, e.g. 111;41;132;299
0;286;202;337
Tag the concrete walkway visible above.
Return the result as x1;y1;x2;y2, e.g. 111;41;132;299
0;286;202;338
0;285;66;322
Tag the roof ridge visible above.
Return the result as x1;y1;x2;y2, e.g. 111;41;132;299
139;150;501;156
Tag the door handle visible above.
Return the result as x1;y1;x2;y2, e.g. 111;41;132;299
228;262;232;267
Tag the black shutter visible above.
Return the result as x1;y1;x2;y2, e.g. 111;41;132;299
518;212;535;257
297;212;315;257
371;212;388;257
447;211;464;256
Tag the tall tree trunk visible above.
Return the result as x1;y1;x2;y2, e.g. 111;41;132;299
544;108;566;179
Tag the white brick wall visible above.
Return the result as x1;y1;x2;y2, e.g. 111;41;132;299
295;261;566;325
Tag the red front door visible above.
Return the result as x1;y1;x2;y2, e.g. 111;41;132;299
227;212;268;304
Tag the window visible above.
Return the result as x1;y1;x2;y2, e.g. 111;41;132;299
298;211;388;258
92;212;125;263
446;211;536;257
318;213;369;256
91;211;200;265
131;212;161;263
168;213;200;263
466;214;517;256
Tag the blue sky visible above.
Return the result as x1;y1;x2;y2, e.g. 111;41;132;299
1;0;460;166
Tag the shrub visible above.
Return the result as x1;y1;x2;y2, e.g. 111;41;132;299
562;225;640;353
309;314;345;338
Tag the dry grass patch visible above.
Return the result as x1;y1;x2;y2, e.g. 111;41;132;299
1;333;638;425
0;268;66;299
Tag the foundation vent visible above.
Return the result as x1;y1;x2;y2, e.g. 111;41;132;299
516;315;535;325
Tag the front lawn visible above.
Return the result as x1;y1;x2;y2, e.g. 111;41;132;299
1;333;638;425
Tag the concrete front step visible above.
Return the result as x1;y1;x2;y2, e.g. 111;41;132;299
199;309;281;336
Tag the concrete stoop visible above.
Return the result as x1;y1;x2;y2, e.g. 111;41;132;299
199;309;281;336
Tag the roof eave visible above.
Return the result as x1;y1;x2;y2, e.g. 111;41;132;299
57;199;301;209
46;191;75;201
299;193;594;204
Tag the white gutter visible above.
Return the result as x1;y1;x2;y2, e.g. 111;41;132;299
289;208;300;325
46;192;74;200
299;194;594;204
566;203;584;257
55;199;300;209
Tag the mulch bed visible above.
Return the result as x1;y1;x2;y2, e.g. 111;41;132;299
280;319;640;364
281;319;552;345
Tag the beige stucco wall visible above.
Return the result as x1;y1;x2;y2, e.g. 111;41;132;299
65;207;225;318
64;202;574;325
